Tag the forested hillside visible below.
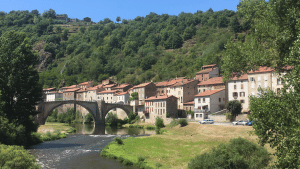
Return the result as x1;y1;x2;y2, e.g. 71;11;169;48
0;8;249;88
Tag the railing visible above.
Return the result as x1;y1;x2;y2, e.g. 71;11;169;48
193;108;209;113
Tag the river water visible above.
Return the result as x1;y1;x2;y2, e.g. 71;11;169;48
29;124;155;169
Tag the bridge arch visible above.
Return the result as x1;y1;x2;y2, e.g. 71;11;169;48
35;100;102;125
100;101;134;120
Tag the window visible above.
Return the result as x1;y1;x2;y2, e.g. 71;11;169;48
178;91;181;95
181;97;183;103
258;76;261;81
233;92;238;98
234;85;237;90
264;76;268;81
200;114;203;118
203;89;206;92
241;84;244;89
250;77;255;82
277;78;281;85
203;98;206;103
196;114;199;117
198;89;201;93
240;92;245;97
198;98;201;103
240;100;245;103
219;98;221;102
198;106;202;109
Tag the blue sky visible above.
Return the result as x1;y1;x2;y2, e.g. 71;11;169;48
2;0;240;22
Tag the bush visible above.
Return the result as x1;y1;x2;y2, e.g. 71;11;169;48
168;119;180;128
225;100;242;118
123;159;133;166
188;137;271;169
155;117;165;129
145;125;156;130
114;137;123;145
0;144;40;169
179;119;188;127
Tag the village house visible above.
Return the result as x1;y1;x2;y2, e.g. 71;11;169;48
56;14;68;21
144;95;178;123
194;89;226;121
59;85;77;92
43;87;56;101
45;91;63;101
155;77;185;95
166;79;198;110
77;81;93;89
104;83;117;91
86;85;105;101
195;64;219;81
183;101;194;111
63;88;80;112
114;91;130;104
197;76;225;93
227;74;249;112
97;90;119;103
113;83;133;92
128;82;157;105
102;79;114;85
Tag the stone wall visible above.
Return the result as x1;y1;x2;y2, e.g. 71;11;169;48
208;114;229;122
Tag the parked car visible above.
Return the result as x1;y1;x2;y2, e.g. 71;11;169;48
238;120;249;126
200;119;214;124
247;121;253;126
232;120;249;126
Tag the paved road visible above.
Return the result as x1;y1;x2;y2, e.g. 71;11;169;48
189;121;251;126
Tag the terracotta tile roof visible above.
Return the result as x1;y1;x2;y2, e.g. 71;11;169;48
145;95;177;101
155;78;185;87
63;85;77;89
77;88;88;93
47;91;62;94
104;84;116;88
229;74;248;81
184;101;194;105
194;89;225;97
114;83;131;89
196;67;218;74
202;64;217;68
132;82;153;89
87;85;103;91
248;66;274;74
63;88;80;92
197;77;224;86
43;87;56;91
97;90;119;94
78;81;93;85
114;91;128;96
172;79;198;87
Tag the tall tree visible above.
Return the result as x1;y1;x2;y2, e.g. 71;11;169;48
116;16;121;23
222;0;300;168
42;9;56;19
0;31;42;143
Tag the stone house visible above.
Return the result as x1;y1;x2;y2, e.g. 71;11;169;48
194;89;226;113
183;101;194;111
128;82;157;105
166;79;198;110
59;85;77;92
155;77;185;95
77;81;93;89
144;95;178;123
97;90;119;103
104;83;117;91
227;74;249;112
195;64;219;81
86;85;105;101
114;91;130;104
197;76;225;93
56;14;68;21
113;83;133;92
63;88;80;112
102;79;114;85
46;91;63;101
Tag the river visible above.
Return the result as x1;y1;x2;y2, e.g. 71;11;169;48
29;124;155;169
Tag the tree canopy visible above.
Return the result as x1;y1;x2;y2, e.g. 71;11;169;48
222;0;300;168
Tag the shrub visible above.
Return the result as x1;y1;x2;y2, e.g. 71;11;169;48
0;144;40;169
225;100;242;118
168;119;179;128
145;125;156;130
155;117;165;129
179;119;188;127
114;137;124;145
188;137;271;169
123;159;133;166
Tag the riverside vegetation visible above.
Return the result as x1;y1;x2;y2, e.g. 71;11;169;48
101;122;274;169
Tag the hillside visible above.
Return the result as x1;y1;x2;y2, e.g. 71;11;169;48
0;8;248;88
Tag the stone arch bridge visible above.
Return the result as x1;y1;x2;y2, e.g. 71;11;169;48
35;100;133;125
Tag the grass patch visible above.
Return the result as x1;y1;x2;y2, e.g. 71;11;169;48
102;123;276;169
129;124;144;128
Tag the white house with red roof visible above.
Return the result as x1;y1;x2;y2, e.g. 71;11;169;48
194;89;225;113
197;76;225;93
227;74;249;112
46;91;63;101
97;90;119;103
114;91;130;104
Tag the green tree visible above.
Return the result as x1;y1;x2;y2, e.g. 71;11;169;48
116;16;121;23
0;31;42;146
56;26;62;33
188;137;271;169
222;0;300;168
225;100;242;119
42;9;56;19
229;15;241;33
62;29;68;41
155;116;165;129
